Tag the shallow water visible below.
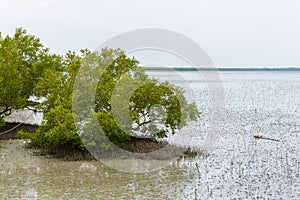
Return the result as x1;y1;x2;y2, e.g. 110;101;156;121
0;140;194;199
1;71;300;199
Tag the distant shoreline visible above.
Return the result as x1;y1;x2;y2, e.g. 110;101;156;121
143;67;300;72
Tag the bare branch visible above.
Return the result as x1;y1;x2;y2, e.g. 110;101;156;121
0;105;12;117
139;120;152;127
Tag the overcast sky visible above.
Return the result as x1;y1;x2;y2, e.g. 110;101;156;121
1;0;299;66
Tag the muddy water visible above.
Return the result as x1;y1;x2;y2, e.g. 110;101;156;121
1;71;300;199
0;140;194;199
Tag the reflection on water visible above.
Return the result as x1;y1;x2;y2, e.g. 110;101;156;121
1;71;300;199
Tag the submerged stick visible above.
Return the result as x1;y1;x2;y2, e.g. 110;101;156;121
0;122;24;136
253;135;280;142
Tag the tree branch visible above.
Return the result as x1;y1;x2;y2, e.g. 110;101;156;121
139;120;152;127
23;106;42;113
0;105;12;117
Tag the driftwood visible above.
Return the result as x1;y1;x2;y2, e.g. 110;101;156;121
0;122;25;136
253;135;279;142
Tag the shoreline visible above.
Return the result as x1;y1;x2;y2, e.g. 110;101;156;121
1;137;201;161
0;123;201;161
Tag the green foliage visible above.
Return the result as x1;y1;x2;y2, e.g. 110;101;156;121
130;82;183;137
18;50;86;149
0;28;62;126
8;30;201;152
79;48;201;149
0;117;5;127
93;50;140;146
